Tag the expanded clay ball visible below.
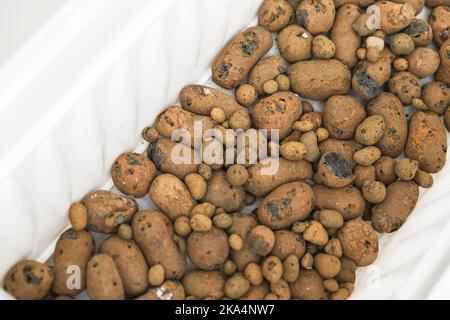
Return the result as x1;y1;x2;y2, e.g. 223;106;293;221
191;202;215;218
353;146;382;166
190;214;213;232
407;47;440;78
210;107;226;123
118;223;133;240
293;120;315;132
312;35;336;59
142;126;159;143
280;141;306;161
148;264;165;287
224;260;237;276
300;253;314;270
212;213;233;229
68;202;88;231
263;80;279;95
390;33;415;55
303;221;328;246
236;84;257;107
184;173;207;200
411;98;428;111
323;279;339;292
226;164;249;187
316;128;329;142
198;164;212;180
354;165;376;189
302;101;314;113
247;225;275;256
275;74;290;91
224;274;250;299
374;156;398;185
414;169;433;188
395;158;419;181
262;256;283;284
362;180;387;204
174;216;192;237
111;152;157;198
283;255;300;283
366;46;381;63
317;210;344;229
355;115;385;146
393;58;409;72
244;262;264;286
228;234;244;251
366;36;385;52
314;253;341;279
356;48;367;60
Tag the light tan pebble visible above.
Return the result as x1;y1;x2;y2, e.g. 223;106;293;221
303;221;329;246
142;127;159;143
236;84;257;107
316;128;329;142
148;264;165;287
300;253;314;270
366;36;385;52
212;213;233;229
393;58;408;71
224;260;237;276
411;98;428;111
323;279;339;292
293;120;315;132
291;221;307;234
330;288;350;300
276;74;290;91
198;164;212;180
210;107;226;123
414;169;433;188
190;214;212;232
395;158;419;181
356;48;366;60
68;202;88;231
174;216;192;237
191;202;215;218
263;80;279;95
117;224;133;240
228;234;244;251
280;141;307;161
362;180;386;203
366;46;380;63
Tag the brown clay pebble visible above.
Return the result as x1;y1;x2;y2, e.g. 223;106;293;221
261;256;283;284
111;152;157;198
303;221;329;246
314;253;342;279
247;225;276;256
68;202;88;231
226;164;249;187
362;180;386;204
4;260;54;300
244;262;264;286
290;270;327;300
337;220;378;266
395;158;419;181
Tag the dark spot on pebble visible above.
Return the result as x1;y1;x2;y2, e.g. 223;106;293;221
218;63;231;79
356;73;382;99
22;266;42;285
126;154;142;166
62;229;80;240
240;39;259;57
266;198;291;221
296;10;308;26
147;143;164;170
405;21;429;38
192;85;206;96
324;152;353;179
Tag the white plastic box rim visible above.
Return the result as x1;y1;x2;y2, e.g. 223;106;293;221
1;0;450;300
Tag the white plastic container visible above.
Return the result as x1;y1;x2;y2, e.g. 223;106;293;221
1;0;449;300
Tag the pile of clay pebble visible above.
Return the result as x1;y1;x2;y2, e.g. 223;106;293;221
3;0;449;300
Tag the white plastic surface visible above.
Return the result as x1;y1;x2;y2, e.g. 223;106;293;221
0;0;449;300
